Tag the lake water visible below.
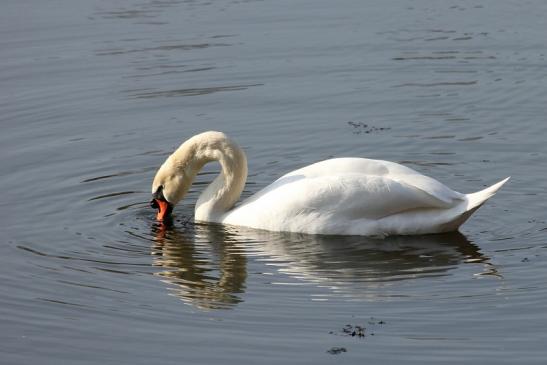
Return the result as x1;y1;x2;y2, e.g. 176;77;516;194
1;0;546;363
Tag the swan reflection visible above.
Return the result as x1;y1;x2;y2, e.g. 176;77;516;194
152;223;247;310
152;223;496;310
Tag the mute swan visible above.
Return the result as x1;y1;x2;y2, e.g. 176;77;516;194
151;131;508;236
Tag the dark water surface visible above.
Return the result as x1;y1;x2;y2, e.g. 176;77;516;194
1;0;547;363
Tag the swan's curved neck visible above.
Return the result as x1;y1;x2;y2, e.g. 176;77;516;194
171;132;247;222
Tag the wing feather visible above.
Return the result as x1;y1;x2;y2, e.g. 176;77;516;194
282;157;463;205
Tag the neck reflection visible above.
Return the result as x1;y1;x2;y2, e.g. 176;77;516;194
152;223;247;310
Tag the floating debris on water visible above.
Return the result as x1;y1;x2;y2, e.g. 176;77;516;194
329;324;366;338
347;121;391;134
329;318;386;339
326;347;347;355
368;317;386;325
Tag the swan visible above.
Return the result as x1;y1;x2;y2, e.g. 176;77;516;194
150;131;509;236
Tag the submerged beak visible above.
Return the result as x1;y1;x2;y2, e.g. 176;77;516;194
150;198;173;222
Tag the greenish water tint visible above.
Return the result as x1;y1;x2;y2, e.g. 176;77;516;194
1;0;546;363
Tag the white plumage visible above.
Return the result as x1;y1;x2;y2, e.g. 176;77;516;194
152;131;508;236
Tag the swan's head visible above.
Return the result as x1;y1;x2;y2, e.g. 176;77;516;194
151;157;192;222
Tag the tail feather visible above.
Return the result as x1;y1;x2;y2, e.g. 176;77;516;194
437;177;510;232
466;177;510;210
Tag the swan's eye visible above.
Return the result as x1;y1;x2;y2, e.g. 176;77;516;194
153;185;164;200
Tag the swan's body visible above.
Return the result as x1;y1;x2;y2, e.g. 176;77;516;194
151;131;508;236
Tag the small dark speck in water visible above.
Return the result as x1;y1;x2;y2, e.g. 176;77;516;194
368;317;386;325
330;324;366;338
347;121;391;134
326;347;347;355
521;257;530;263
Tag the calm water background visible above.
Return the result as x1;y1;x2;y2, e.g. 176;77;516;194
1;0;546;363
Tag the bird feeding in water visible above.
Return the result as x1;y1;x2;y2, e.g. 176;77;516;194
151;131;508;236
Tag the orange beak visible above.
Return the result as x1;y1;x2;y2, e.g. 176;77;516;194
152;199;172;222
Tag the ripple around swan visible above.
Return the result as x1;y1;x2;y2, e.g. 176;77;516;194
20;150;510;313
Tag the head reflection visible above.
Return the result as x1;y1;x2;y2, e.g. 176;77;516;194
151;222;496;310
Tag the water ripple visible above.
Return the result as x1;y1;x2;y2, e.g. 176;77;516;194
96;43;230;56
127;83;263;98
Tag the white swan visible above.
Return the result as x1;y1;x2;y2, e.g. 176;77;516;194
151;131;509;236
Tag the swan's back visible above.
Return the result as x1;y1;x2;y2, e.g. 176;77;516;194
220;158;492;236
283;158;464;204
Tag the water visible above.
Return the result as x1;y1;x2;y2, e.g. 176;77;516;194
1;0;546;363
